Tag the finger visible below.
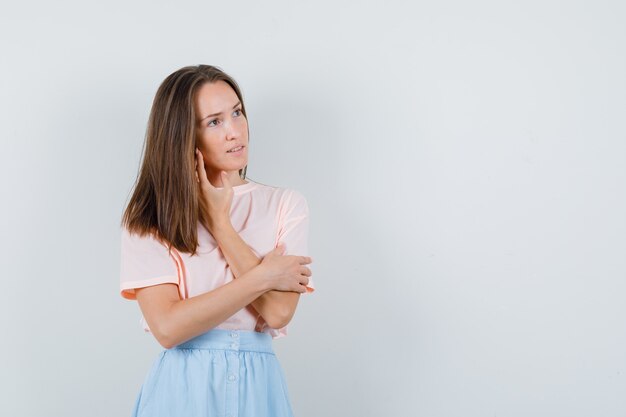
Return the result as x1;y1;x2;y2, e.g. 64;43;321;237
195;148;213;188
299;256;312;264
220;170;233;191
300;266;311;276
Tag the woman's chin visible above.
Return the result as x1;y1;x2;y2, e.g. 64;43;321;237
218;163;247;173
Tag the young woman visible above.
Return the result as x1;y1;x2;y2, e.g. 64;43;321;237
119;64;315;417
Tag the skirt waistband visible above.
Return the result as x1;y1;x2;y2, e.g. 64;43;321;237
171;328;274;353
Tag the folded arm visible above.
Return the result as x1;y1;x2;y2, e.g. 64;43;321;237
211;221;301;329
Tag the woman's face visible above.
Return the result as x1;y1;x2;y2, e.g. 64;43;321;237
194;80;248;182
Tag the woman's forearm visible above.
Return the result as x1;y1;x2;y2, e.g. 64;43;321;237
211;221;261;278
150;266;270;349
211;221;300;329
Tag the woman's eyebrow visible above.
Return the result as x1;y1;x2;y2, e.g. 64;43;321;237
200;101;242;121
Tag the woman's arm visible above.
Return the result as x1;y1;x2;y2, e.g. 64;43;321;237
135;265;270;349
192;157;305;329
212;221;301;329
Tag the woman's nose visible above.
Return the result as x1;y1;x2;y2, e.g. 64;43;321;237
224;119;240;140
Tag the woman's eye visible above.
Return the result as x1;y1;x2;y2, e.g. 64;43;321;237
233;109;242;117
208;119;218;127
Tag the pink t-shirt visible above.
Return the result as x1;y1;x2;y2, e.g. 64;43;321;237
119;179;314;339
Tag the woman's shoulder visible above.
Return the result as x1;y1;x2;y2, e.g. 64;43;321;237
247;179;308;203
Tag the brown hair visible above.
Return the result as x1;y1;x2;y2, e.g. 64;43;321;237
120;64;249;255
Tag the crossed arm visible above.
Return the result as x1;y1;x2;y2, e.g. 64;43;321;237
211;221;301;330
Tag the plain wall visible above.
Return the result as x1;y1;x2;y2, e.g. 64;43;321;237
1;1;625;416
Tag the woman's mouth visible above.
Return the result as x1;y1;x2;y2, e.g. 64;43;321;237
227;145;245;155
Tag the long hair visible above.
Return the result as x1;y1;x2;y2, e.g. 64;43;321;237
121;65;249;255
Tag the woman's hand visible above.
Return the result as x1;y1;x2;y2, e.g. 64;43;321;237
195;148;233;233
257;243;313;293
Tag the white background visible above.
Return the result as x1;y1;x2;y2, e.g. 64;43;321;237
1;1;625;416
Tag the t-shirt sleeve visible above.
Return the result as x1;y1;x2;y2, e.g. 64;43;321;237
119;226;180;300
277;189;315;293
269;188;315;339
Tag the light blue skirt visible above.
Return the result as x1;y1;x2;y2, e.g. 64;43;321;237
131;328;295;417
